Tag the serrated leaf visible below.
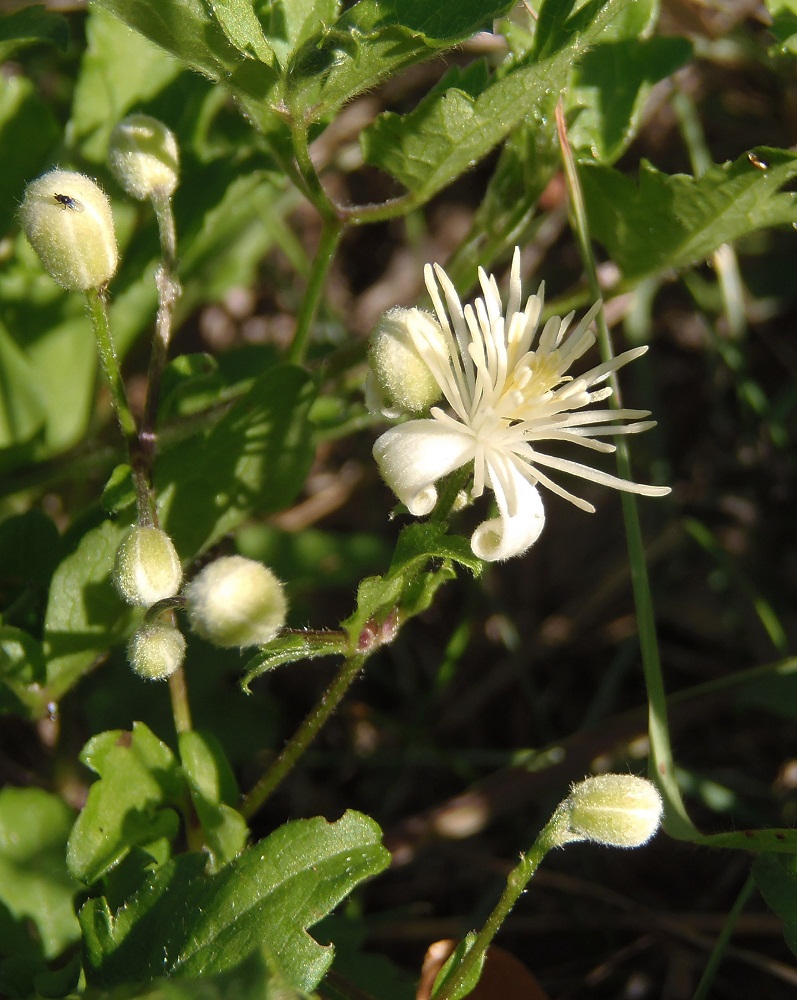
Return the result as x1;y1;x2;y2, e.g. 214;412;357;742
42;520;132;706
80;947;311;999
178;730;248;870
67;722;185;885
91;0;278;104
361;0;632;204
581;146;797;280
754;852;797;958
80;811;390;991
155;364;317;558
0;4;69;61
242;631;348;689
287;0;515;120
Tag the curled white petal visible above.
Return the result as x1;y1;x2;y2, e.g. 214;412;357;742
471;454;545;561
373;420;475;515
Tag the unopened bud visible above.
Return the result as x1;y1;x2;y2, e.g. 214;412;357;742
19;170;118;290
369;308;443;413
552;774;663;849
128;622;186;680
184;555;287;649
114;526;182;607
108;114;179;200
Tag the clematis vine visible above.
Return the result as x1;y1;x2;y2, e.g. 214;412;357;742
370;248;670;562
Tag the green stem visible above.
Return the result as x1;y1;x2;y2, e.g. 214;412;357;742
555;102;698;840
168;663;193;735
141;192;182;491
435;824;556;1000
692;873;756;1000
84;288;137;441
241;653;366;820
287;216;343;366
84;287;154;524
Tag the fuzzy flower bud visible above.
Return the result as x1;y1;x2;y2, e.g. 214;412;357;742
127;622;186;681
183;555;287;649
369;307;444;414
19;169;118;290
108;114;179;200
113;526;183;608
551;774;663;849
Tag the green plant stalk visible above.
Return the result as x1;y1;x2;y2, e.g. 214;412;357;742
241;652;366;820
168;663;193;735
287;215;343;366
554;102;698;840
84;287;153;525
434;822;558;1000
692;872;756;1000
672;89;747;339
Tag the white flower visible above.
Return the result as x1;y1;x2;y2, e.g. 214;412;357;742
372;248;670;561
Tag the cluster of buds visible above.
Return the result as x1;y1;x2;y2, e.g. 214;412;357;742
114;530;288;680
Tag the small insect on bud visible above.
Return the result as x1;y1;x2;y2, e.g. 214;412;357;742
552;774;664;850
108;114;180;200
183;555;287;649
113;526;183;608
368;307;444;414
19;169;118;291
127;622;186;681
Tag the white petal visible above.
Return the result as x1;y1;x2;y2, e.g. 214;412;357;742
471;455;545;561
373;420;475;516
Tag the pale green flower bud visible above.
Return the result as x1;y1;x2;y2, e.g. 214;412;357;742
128;622;186;681
552;774;663;849
369;307;443;413
184;555;287;649
108;114;179;200
19;169;118;290
114;526;183;607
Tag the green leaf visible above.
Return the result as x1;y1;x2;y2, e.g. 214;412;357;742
80;811;390;991
361;0;631;204
91;0;278;105
0;75;60;237
155;364;317;558
569;35;692;163
0;508;61;587
261;0;339;68
0;626;47;716
754;853;797;958
242;631;348;689
206;0;275;64
581;146;797;280
0;4;69;61
0;787;80;963
765;0;797;53
80;947;312;999
67;722;185;885
42;520;132;705
342;523;481;650
431;932;483;1000
287;0;515;120
178;730;248;870
70;8;183;162
0;318;46;454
